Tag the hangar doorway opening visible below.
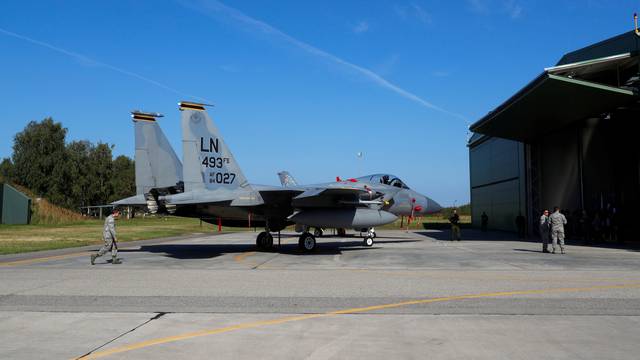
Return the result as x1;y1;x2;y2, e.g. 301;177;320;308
527;110;639;243
469;31;640;244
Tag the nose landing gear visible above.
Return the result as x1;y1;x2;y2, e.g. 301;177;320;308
363;228;375;247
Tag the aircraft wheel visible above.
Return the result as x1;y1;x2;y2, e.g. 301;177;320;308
364;237;374;247
298;232;317;252
371;231;377;239
314;228;324;237
264;233;274;249
256;232;267;249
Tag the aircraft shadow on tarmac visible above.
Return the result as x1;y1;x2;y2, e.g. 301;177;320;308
416;230;519;242
118;237;422;259
512;248;547;254
417;230;640;252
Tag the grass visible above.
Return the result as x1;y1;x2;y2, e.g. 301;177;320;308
0;216;240;255
378;214;471;230
4;182;85;225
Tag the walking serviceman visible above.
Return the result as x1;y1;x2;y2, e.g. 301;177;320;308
449;209;461;241
91;208;122;265
549;207;568;254
539;209;551;253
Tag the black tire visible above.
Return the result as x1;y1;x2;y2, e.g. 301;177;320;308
256;232;267;249
264;233;274;249
298;232;317;252
364;237;374;247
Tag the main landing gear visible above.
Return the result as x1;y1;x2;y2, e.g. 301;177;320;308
298;232;317;252
313;227;324;237
256;231;274;250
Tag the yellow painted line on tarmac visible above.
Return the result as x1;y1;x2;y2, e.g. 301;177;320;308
0;251;91;267
78;282;640;359
233;252;255;263
354;269;640;284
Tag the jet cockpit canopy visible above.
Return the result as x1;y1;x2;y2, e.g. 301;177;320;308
364;174;410;189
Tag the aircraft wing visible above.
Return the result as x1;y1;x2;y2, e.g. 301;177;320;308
259;186;372;208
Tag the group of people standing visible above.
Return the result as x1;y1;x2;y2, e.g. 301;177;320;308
539;207;568;254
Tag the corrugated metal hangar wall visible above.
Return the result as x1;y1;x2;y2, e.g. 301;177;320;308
469;136;526;232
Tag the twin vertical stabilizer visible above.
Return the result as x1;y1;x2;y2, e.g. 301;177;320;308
179;102;249;192
132;111;183;195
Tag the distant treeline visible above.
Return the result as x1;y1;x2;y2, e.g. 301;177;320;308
0;118;135;210
439;203;471;217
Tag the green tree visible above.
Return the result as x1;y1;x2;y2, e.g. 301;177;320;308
0;158;13;182
9;118;137;210
110;155;135;202
49;141;93;209
86;143;114;206
12;118;67;197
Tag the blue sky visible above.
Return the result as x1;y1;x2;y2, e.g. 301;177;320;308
0;0;636;205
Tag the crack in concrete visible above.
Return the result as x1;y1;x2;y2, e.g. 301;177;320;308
75;312;167;359
252;254;280;270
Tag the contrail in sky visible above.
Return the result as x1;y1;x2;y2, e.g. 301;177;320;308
0;27;210;103
180;0;469;122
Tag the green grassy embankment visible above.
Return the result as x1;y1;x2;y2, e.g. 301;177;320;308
0;216;239;255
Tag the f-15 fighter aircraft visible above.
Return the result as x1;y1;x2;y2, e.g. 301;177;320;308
116;101;401;251
277;171;442;238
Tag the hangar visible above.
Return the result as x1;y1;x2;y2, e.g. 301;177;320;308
468;30;640;243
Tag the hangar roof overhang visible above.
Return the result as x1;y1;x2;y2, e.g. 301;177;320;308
469;72;637;142
469;31;640;143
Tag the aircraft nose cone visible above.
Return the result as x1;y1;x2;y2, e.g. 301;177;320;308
428;198;443;213
417;194;442;214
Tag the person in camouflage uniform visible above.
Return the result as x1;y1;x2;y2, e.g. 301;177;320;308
91;209;122;265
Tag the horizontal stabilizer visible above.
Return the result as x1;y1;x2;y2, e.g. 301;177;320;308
111;194;147;206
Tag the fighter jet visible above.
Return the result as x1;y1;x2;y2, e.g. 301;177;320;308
277;171;442;237
117;101;401;251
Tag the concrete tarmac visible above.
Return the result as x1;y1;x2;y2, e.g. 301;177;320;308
1;229;639;359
